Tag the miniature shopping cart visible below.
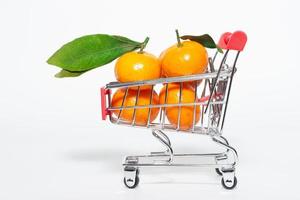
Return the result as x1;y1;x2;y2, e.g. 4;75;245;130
101;31;247;189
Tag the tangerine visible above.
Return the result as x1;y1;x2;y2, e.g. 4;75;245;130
160;40;208;77
115;51;161;90
111;88;159;125
159;83;200;130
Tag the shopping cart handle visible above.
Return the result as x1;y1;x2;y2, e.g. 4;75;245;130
218;31;247;51
101;87;111;120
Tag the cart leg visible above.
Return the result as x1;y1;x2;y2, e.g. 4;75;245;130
214;135;230;175
212;136;238;189
151;130;174;162
212;136;238;165
215;153;228;175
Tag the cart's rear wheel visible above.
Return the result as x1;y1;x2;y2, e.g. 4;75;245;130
221;176;237;189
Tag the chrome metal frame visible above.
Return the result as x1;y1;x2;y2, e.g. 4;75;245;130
103;49;242;189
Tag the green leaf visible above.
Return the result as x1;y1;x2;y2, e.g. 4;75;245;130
54;69;88;78
180;34;223;53
216;46;223;53
47;34;142;73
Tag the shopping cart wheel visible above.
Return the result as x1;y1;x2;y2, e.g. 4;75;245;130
221;176;237;190
124;176;139;189
215;168;223;176
123;167;139;189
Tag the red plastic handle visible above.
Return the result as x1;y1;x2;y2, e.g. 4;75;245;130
218;31;247;51
101;87;110;120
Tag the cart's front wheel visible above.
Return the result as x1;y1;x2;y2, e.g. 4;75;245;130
123;167;139;189
124;176;139;189
221;176;237;189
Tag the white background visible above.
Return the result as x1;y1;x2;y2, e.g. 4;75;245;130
1;0;300;199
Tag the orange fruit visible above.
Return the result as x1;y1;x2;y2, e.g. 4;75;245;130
115;51;161;90
159;83;200;130
160;40;208;77
111;88;159;125
161;70;201;89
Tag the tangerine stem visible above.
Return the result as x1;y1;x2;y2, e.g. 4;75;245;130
176;29;182;47
139;37;150;53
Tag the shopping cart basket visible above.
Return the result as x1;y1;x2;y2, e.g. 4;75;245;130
101;31;247;189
